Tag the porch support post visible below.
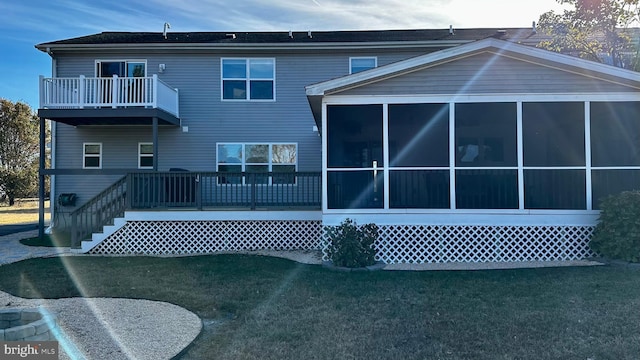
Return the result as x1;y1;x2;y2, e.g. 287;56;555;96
38;117;46;239
152;117;158;171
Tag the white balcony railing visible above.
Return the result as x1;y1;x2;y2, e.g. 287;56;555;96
39;75;179;117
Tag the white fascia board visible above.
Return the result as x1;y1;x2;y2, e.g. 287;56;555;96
305;37;640;96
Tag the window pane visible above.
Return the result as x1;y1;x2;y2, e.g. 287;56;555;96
390;170;449;208
245;165;268;184
84;156;100;168
592;169;640;209
249;59;274;79
272;144;297;164
84;144;101;155
351;58;376;73
327;171;384;209
217;165;242;184
217;144;243;163
523;102;585;166
140;156;153;168
246;144;268;163
222;59;246;78
389;103;449;167
140;144;153;154
273;165;296;184
455;169;518;209
524;170;586;209
223;80;246;99
249;80;274;100
327;105;383;168
591;102;640;166
127;62;145;77
455;103;517;167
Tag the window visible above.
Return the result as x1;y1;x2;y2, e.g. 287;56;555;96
222;58;275;100
350;57;377;74
138;143;153;169
216;143;297;184
96;60;146;78
83;143;102;169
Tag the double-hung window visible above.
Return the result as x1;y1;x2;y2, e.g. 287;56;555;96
222;58;275;100
138;143;153;169
350;57;377;74
217;143;297;184
83;143;102;169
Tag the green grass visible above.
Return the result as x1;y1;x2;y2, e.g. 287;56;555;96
0;255;638;359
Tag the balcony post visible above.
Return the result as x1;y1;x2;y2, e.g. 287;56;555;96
78;75;85;109
112;75;118;108
39;75;44;108
152;74;158;109
250;173;257;210
38;116;46;239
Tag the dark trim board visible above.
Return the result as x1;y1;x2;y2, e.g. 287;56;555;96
38;108;180;126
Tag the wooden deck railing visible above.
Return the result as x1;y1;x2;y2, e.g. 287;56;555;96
70;176;127;249
127;171;322;210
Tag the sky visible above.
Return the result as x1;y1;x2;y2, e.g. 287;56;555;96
0;0;569;109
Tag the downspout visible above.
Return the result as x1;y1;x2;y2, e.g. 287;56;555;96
46;58;57;234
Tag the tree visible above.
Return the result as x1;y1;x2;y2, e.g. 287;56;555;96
0;99;41;206
537;0;640;70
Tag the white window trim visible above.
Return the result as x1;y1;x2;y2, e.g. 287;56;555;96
94;60;148;77
83;142;102;169
138;142;153;169
349;56;377;74
216;142;298;185
221;58;276;101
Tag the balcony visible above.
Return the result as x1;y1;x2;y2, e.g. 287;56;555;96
38;75;180;126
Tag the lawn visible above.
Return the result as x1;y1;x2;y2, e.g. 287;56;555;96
0;256;638;359
0;199;50;225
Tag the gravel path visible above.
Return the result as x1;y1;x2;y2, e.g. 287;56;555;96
0;230;202;359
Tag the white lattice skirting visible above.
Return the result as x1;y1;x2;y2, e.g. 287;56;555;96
89;220;323;255
370;225;595;264
90;221;595;264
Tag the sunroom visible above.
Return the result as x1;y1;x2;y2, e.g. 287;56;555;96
306;38;640;264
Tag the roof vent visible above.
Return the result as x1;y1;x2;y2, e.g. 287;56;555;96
308;30;312;38
289;30;293;39
532;21;537;33
226;33;237;39
449;25;454;35
163;22;171;40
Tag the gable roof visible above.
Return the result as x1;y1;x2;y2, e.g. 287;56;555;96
305;37;640;97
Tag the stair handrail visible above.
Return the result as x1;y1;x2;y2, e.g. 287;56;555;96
70;176;128;249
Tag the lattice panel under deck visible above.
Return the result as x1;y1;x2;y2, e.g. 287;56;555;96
323;225;595;264
89;220;323;255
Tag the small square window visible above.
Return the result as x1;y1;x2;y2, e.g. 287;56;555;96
83;143;102;169
350;57;377;74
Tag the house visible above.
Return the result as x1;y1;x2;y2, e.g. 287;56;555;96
35;27;640;263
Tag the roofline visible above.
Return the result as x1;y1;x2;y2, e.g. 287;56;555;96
35;39;479;53
305;38;640;96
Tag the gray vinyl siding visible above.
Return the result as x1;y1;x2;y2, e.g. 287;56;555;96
51;47;433;205
339;52;639;95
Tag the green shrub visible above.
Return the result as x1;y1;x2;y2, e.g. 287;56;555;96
325;218;379;268
590;190;640;262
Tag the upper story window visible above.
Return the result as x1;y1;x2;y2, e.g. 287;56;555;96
96;60;146;77
350;57;377;74
222;58;275;101
138;143;153;169
83;143;102;169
